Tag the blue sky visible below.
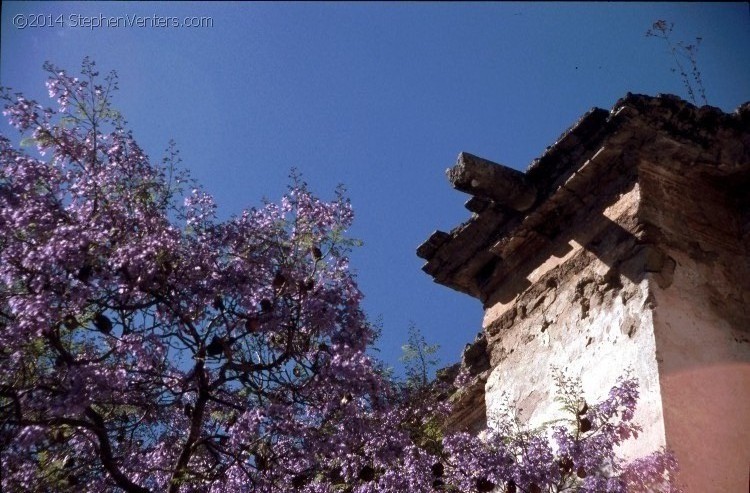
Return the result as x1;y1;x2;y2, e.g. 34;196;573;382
2;2;749;373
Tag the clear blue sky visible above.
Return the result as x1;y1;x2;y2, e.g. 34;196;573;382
2;2;749;373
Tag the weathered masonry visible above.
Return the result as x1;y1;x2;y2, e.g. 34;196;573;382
418;94;750;492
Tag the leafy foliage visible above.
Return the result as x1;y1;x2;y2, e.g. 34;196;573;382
400;324;440;389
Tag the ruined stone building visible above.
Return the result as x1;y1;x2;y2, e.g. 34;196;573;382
418;94;749;492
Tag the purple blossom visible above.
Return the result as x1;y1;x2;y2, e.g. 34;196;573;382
0;61;680;492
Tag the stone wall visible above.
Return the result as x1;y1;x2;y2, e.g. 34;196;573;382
651;247;750;492
482;185;668;461
419;94;750;491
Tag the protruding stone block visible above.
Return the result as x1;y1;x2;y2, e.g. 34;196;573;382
447;152;537;211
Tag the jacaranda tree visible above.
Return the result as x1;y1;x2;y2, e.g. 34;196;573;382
1;60;679;492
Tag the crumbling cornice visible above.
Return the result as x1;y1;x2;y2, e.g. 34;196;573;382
417;94;750;304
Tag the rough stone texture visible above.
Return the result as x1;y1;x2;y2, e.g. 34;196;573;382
447;152;537;211
652;248;750;493
420;94;750;492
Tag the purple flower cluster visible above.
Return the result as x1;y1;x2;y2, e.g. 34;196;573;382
1;61;679;492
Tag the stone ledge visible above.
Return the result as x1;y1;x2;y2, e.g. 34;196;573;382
417;94;750;304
